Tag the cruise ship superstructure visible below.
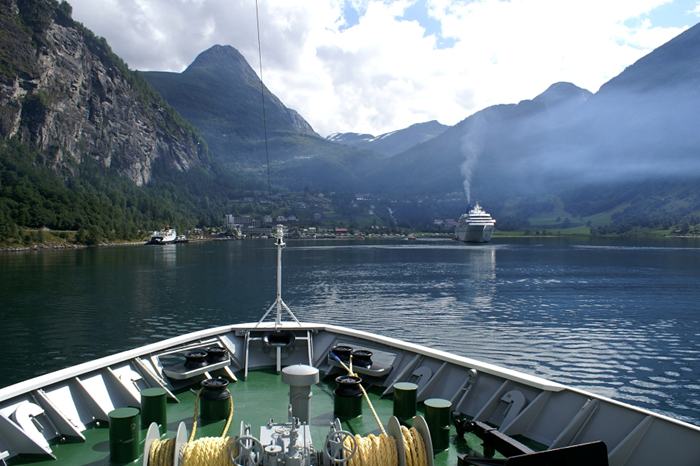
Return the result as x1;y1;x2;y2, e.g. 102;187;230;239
455;203;496;243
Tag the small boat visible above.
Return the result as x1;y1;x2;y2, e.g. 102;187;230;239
1;225;699;466
455;203;496;243
147;228;177;245
174;235;189;244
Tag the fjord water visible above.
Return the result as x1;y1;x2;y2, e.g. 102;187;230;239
1;238;699;425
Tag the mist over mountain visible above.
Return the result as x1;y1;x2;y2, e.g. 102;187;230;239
366;82;593;196
364;23;700;231
327;120;448;158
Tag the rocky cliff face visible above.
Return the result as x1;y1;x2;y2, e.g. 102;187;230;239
0;0;206;186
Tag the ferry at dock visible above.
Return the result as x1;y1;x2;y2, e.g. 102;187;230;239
148;228;177;245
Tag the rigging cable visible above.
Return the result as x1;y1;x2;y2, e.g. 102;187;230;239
255;0;272;195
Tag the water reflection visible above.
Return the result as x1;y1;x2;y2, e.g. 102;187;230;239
0;238;698;426
461;246;496;311
155;244;178;267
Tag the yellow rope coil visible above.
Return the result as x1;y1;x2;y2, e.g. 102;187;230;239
147;389;236;466
181;437;236;466
400;426;428;466
344;433;397;466
148;438;175;466
336;356;428;466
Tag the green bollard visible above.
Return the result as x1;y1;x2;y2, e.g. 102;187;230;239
109;407;140;464
200;377;231;424
393;382;417;424
424;398;452;452
140;388;167;434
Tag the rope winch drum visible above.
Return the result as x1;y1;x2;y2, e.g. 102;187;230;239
331;353;433;466
144;383;236;466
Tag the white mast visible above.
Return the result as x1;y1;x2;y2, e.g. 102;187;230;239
256;224;300;329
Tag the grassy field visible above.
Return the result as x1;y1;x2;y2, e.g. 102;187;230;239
492;226;681;238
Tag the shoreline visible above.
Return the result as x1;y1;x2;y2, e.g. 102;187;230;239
2;231;700;253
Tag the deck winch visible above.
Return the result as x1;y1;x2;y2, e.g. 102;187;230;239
138;225;433;466
350;350;372;368
206;346;229;363
184;351;209;369
200;377;232;424
330;346;353;363
333;375;363;420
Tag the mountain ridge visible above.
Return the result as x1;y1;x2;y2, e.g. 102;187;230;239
1;3;699;240
325;120;448;157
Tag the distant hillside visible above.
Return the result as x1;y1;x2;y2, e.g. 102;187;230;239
327;120;448;157
2;1;698;239
327;132;375;146
142;45;372;191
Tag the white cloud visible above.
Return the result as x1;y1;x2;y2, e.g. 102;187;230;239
692;2;700;16
68;0;689;136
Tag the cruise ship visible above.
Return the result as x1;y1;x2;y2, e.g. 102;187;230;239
454;203;496;243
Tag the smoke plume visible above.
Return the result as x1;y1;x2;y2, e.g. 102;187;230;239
460;114;486;206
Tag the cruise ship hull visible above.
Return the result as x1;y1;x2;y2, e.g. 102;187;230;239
455;223;495;243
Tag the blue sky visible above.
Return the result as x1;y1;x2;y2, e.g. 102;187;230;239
642;0;700;26
344;0;700;46
342;0;458;48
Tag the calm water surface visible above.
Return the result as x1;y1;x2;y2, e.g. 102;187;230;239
1;237;699;425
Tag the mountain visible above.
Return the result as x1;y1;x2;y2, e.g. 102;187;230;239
598;23;700;94
2;1;698;239
327;120;448;157
0;0;240;243
142;46;371;191
142;45;316;161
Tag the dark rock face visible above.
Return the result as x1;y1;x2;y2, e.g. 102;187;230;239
0;0;206;186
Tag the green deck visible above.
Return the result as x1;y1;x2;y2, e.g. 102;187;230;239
10;370;519;465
